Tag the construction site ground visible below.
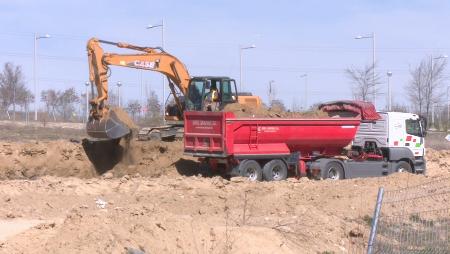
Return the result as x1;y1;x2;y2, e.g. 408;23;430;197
0;122;448;254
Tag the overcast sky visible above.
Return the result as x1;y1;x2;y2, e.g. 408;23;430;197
1;0;449;111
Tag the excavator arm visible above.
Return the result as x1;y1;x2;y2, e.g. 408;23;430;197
86;38;190;139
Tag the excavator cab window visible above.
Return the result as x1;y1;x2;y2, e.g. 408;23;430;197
220;79;238;104
186;80;205;111
185;77;238;111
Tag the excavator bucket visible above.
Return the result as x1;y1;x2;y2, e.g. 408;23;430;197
86;107;135;140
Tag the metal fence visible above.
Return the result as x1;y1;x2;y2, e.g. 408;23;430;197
368;177;450;254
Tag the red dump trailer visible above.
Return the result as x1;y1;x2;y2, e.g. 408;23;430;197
184;101;426;181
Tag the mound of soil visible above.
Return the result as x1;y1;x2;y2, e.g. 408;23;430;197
425;148;450;176
0;171;447;253
0;139;189;180
223;103;329;118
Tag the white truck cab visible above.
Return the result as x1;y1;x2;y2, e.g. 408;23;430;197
352;111;427;175
386;112;425;157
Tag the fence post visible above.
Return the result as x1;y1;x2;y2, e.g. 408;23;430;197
367;187;384;254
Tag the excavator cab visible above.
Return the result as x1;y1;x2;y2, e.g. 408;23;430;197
185;77;238;112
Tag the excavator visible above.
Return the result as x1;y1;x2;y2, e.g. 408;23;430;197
86;38;261;141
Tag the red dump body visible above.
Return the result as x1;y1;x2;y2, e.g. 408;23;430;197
184;111;362;158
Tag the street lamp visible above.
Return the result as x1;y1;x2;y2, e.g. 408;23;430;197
355;32;376;106
300;74;308;110
33;33;51;121
147;19;166;122
268;80;275;103
430;54;447;128
239;44;256;91
386;71;393;111
117;81;122;107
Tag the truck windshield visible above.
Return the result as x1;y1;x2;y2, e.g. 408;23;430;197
406;119;423;137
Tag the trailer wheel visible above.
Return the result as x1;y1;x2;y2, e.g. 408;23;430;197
263;159;288;181
239;160;263;181
199;162;212;177
396;161;412;173
322;161;344;180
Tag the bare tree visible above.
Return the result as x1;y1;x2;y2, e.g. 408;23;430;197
406;56;447;121
0;62;34;119
345;64;382;102
58;87;79;121
126;100;142;121
269;99;286;112
41;89;59;121
145;90;162;119
41;87;80;121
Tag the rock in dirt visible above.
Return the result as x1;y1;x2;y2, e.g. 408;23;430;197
349;228;364;238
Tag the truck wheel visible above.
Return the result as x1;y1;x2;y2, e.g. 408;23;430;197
323;161;344;180
396;161;412;173
199;162;212;177
239;160;263;181
263;159;288;181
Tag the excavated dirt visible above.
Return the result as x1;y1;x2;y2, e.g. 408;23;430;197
223;103;330;118
425;148;450;176
109;107;138;130
0;172;447;253
0;139;192;180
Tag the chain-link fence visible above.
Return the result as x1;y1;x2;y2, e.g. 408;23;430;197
368;177;450;254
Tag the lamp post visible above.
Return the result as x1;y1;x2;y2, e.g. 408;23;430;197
268;80;275;103
300;74;308;110
239;44;256;92
117;81;122;107
85;82;90;122
33;33;51;121
147;19;165;122
430;54;447;128
386;71;393;111
355;32;376;106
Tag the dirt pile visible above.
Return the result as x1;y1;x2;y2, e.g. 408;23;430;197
425;148;450;176
0;139;189;180
0;172;446;253
223;103;329;118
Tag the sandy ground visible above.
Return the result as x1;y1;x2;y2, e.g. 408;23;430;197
0;124;447;253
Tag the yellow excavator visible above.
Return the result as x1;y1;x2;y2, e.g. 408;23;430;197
86;38;261;141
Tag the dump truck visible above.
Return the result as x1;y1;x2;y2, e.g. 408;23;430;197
183;101;427;181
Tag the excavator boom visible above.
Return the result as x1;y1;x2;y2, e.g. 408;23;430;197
86;38;190;139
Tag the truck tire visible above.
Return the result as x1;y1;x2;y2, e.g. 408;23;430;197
239;160;263;181
396;161;412;173
199;162;212;177
263;159;288;181
322;161;344;180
